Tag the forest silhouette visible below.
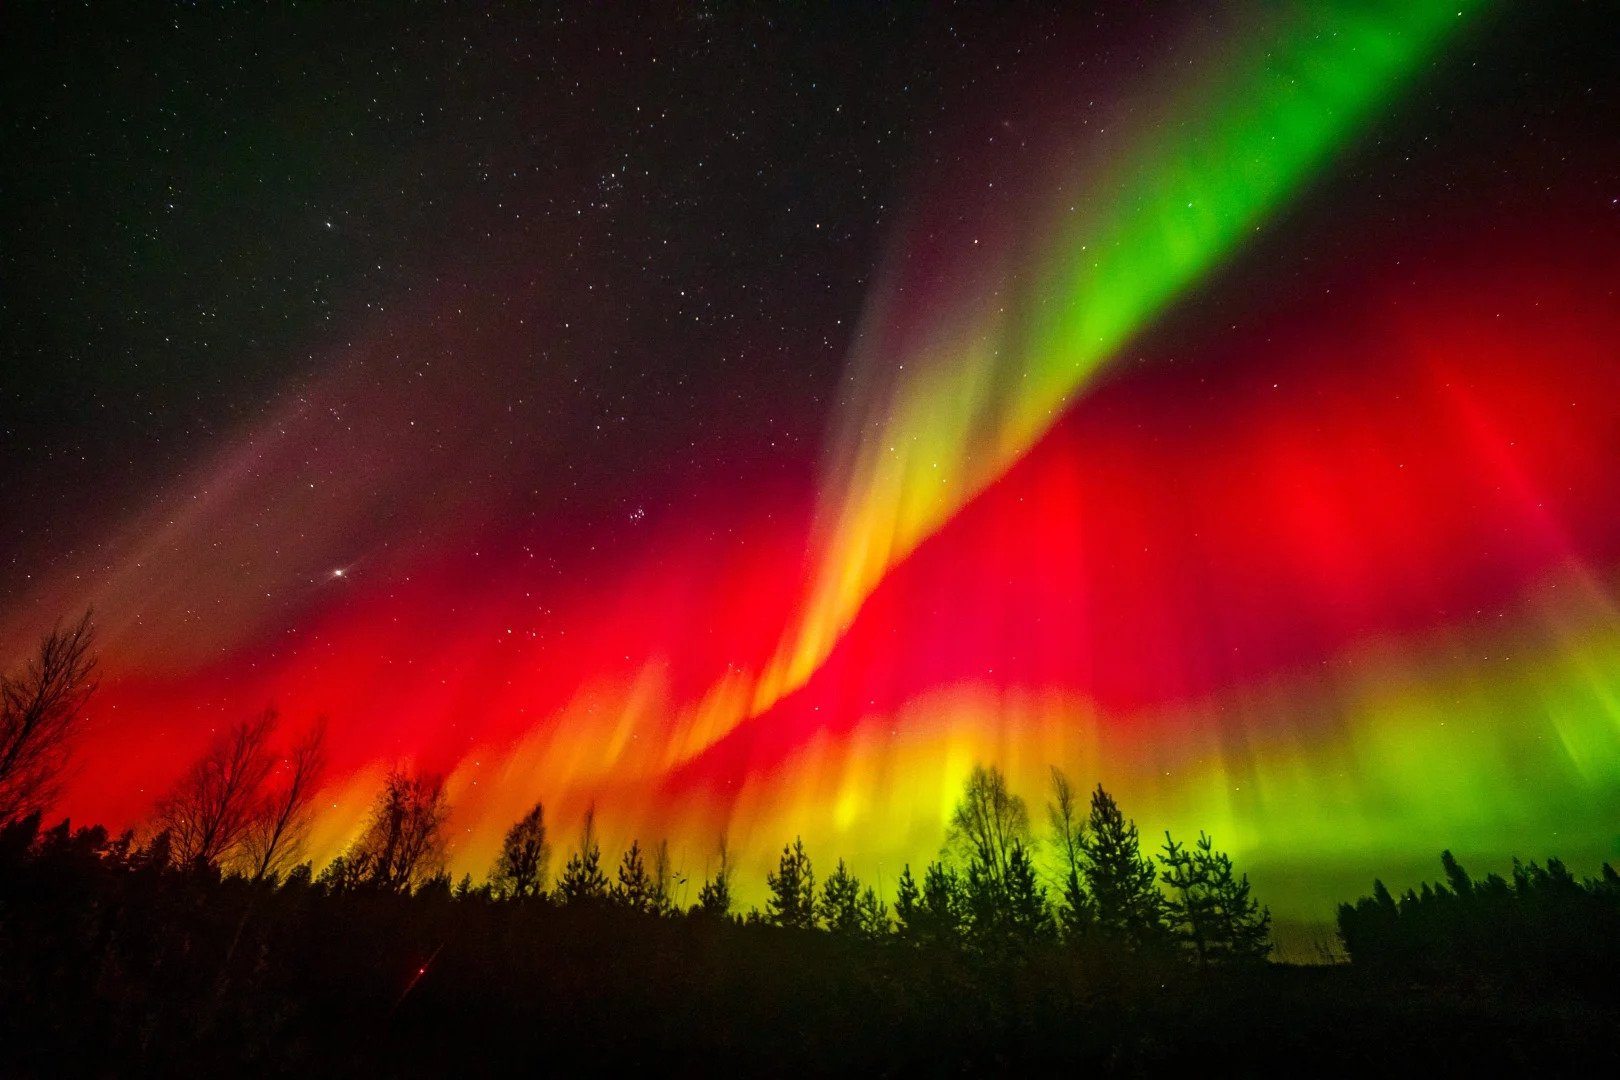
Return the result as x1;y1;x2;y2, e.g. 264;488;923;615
2;615;1616;1073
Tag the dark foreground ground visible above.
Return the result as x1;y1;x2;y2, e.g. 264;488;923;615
3;862;1616;1078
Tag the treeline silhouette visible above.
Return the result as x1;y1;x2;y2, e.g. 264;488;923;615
1339;850;1620;992
2;614;1617;1073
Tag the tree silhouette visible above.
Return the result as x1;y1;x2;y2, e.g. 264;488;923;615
694;835;734;918
349;769;451;892
855;885;888;939
1338;849;1620;987
1160;830;1271;965
651;838;679;915
1048;767;1096;939
921;861;967;943
765;836;816;929
316;850;372;892
819;857;863;934
613;839;657;912
946;764;1030;889
0;611;97;824
1001;840;1054;944
155;709;277;868
242;717;326;882
491;800;551;899
1079;784;1164;949
558;807;609;906
894;864;922;928
894;861;966;946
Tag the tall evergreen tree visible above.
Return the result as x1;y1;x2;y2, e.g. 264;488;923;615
765;836;816;929
1079;784;1164;948
920;860;968;944
1003;840;1055;945
490;800;550;900
894;864;923;936
694;836;733;918
1159;832;1213;962
1203;838;1271;962
557;808;609;906
613;839;656;912
855;884;889;940
897;860;968;946
819;858;863;935
963;856;1006;946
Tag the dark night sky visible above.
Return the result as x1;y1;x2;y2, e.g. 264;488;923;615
2;1;1615;620
0;3;1167;587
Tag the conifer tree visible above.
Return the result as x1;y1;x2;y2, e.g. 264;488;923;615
856;884;889;939
893;860;968;946
894;864;923;936
819;857;863;934
1079;784;1165;948
1003;840;1055;944
920;860;967;944
613;839;656;912
491;800;550;899
1160;830;1271;964
963;856;1006;945
765;836;816;929
694;836;733;918
558;808;609;906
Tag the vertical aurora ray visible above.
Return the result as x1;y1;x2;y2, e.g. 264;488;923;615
759;0;1482;713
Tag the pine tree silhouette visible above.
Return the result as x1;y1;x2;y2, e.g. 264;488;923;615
819;858;863;934
558;809;609;906
1079;785;1164;949
612;839;656;912
1002;840;1054;945
694;837;733;918
1161;830;1270;964
765;836;816;929
855;884;889;939
490;801;550;899
894;864;923;937
920;861;967;944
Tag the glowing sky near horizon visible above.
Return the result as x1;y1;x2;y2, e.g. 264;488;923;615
5;1;1619;921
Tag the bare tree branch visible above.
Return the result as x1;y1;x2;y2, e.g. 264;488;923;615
155;708;277;868
0;610;97;823
242;716;327;881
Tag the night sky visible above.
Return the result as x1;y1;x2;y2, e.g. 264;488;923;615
3;3;1076;573
2;3;1617;920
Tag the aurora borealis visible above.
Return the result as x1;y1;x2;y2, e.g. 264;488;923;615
3;3;1618;922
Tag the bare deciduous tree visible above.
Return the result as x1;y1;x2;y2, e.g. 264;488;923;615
241;717;327;881
651;838;679;915
946;764;1030;887
0;611;97;824
351;768;451;892
1049;766;1095;935
155;709;277;868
